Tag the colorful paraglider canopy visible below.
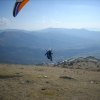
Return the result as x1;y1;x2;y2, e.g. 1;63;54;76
13;0;29;17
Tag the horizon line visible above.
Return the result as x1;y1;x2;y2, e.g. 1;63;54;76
0;27;100;32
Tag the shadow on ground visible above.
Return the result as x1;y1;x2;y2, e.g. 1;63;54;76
0;75;22;79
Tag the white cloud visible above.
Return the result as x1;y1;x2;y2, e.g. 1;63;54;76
0;18;10;26
49;19;61;27
50;19;54;23
42;19;46;24
36;19;46;24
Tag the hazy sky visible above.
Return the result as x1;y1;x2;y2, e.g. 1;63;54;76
0;0;100;31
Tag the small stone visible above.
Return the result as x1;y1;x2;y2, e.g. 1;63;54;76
91;81;93;83
20;79;24;84
44;75;47;78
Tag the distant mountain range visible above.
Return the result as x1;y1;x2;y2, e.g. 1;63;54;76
0;28;100;64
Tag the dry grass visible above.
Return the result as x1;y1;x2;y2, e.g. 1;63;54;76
0;63;100;100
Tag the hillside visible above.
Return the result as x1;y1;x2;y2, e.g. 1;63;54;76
53;56;100;71
0;56;100;100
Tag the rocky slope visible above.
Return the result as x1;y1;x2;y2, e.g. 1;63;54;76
53;56;100;71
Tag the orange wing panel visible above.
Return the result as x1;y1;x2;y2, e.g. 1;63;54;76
18;0;29;12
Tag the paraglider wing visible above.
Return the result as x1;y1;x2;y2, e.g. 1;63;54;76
13;0;29;17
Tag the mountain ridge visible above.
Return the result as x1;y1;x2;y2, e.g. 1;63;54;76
0;28;99;49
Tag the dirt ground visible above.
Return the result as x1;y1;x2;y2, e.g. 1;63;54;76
0;63;100;100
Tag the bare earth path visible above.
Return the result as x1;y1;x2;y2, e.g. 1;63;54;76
0;64;100;100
